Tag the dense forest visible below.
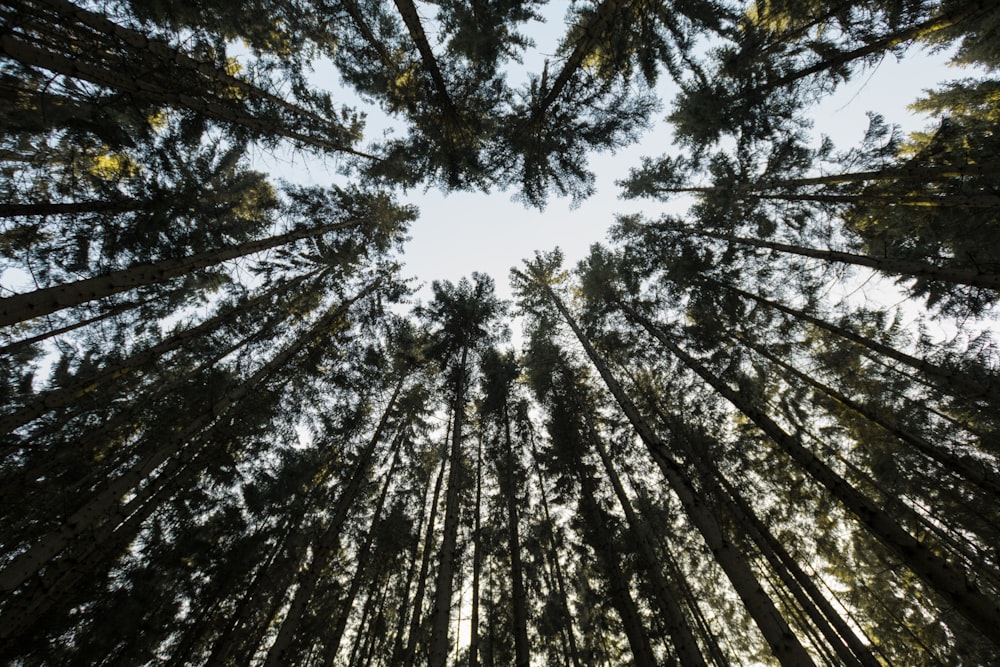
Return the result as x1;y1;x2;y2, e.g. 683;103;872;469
2;0;999;665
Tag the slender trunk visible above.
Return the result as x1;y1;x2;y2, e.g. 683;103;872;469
584;415;709;667
758;5;985;92
708;467;881;667
535;277;816;666
1;313;276;503
0;295;157;356
400;442;449;665
263;376;406;667
750;190;1000;208
655;223;999;290
340;0;398;69
527;432;584;667
391;0;457;117
0;14;377;160
0;283;378;596
713;281;1000;407
737;335;1000;496
0;220;358;328
387;477;430;667
532;0;626;121
575;470;658;667
204;518;306;666
347;585;378;667
501;400;531;667
0;270;318;435
24;0;343;128
623;302;1000;645
322;432;404;666
0;199;140;218
469;432;483;667
428;344;469;667
0;442;198;651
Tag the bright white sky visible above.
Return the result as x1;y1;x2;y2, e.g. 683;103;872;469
251;5;966;312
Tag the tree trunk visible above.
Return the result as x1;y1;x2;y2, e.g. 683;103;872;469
399;443;449;666
714;281;1000;408
262;376;406;667
535;277;816;666
391;0;457;117
501;399;531;667
737;334;1000;496
469;428;483;667
0;295;157;356
0;282;378;596
575;470;658;667
584;414;709;667
707;464;882;667
623;302;1000;645
656;223;999;290
0;220;358;328
528;432;583;667
322;431;405;667
0;199;140;218
0;269;318;435
758;4;986;92
428;344;469;667
531;0;626;121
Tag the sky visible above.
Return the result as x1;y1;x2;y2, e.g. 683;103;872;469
249;5;967;315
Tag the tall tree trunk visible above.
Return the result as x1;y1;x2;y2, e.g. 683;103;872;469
0;220;358;328
622;301;1000;645
757;4;986;92
0;295;157;356
736;334;1000;496
712;281;1000;407
0;282;378;598
25;0;343;128
583;414;709;667
535;277;816;666
501;400;531;667
322;431;405;667
575;469;658;667
391;0;457;117
263;376;406;667
387;474;430;667
400;443;449;666
0;199;140;218
655;223;999;290
469;430;484;667
527;432;583;667
531;0;626;121
0;269;319;435
428;344;469;667
204;517;308;666
706;462;882;667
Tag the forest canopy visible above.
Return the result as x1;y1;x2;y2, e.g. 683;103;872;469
1;0;999;665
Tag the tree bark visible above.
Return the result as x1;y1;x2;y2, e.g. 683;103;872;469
714;281;1000;407
0;220;359;328
737;334;1000;496
469;429;484;667
0;281;379;596
399;443;449;666
0;269;318;435
262;376;406;667
428;344;469;667
501;400;531;667
321;431;404;667
623;302;1000;645
584;414;709;667
534;275;816;667
655;222;999;290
